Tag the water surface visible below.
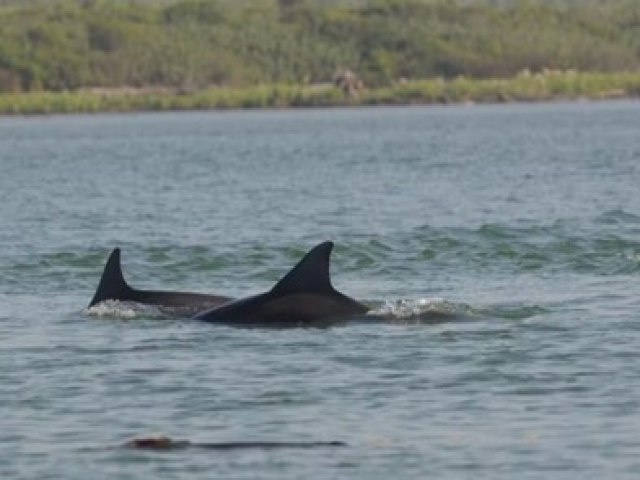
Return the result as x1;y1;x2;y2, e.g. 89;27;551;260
1;101;640;478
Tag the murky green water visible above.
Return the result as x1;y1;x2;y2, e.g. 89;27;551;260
1;101;639;478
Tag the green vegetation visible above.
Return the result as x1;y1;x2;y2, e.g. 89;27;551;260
0;0;639;112
1;71;639;115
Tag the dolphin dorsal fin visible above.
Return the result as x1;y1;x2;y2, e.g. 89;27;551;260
271;241;335;295
89;248;132;306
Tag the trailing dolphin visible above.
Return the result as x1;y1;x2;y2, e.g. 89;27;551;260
89;248;232;315
194;241;369;326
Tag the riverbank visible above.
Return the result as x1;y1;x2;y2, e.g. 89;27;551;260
1;71;639;115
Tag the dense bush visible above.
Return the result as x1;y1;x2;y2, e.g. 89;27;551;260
0;0;638;92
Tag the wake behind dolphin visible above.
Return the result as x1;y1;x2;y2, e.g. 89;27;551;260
89;248;232;316
194;241;369;326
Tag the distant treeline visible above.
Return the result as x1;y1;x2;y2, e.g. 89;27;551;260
0;0;639;92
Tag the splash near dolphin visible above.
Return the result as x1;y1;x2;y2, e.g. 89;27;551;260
195;241;369;326
89;248;232;316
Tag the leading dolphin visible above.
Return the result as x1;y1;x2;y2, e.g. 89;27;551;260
89;248;232;315
194;241;369;326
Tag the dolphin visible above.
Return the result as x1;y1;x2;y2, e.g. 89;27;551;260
194;241;369;326
125;436;346;451
89;248;232;315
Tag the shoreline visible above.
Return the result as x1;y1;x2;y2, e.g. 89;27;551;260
1;71;639;116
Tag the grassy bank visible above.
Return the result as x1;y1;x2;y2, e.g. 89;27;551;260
1;71;639;115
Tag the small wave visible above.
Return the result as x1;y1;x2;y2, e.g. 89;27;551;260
408;221;640;275
479;303;549;320
368;297;476;323
365;298;547;324
86;300;165;319
595;209;640;226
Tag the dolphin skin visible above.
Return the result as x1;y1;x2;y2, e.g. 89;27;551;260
125;436;346;451
195;241;369;326
89;248;232;315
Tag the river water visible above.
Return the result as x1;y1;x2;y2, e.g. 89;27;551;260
1;101;639;478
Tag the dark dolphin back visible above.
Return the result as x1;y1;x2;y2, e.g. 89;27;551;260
196;241;369;325
88;248;233;313
271;241;335;295
269;240;369;318
89;248;131;307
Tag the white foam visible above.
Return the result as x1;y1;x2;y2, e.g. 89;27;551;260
86;300;164;319
369;297;474;320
